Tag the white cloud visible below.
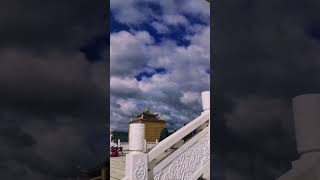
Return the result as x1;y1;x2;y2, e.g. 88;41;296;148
151;21;169;34
110;0;210;131
180;91;201;105
163;14;189;26
180;0;210;19
110;0;210;26
110;30;153;76
191;26;210;52
110;0;149;25
116;99;138;115
110;28;210;130
110;76;139;95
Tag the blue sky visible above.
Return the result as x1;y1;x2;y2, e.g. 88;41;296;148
110;0;210;131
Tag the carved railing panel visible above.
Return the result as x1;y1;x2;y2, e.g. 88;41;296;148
149;127;210;180
148;111;210;163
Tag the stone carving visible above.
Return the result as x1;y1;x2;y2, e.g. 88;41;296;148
200;134;210;165
154;170;162;180
153;132;210;180
134;159;146;180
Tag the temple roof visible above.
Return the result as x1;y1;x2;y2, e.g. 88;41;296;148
130;110;166;124
135;110;159;118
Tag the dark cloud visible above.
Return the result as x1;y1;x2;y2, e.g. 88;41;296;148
212;0;320;179
225;96;291;140
0;0;108;179
0;50;107;118
0;0;106;49
0;125;36;148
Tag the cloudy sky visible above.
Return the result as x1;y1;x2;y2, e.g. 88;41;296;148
0;0;107;179
212;0;320;180
1;0;319;180
110;0;210;131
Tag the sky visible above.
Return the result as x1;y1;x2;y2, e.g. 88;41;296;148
0;0;107;179
1;0;319;180
110;0;210;131
212;0;320;180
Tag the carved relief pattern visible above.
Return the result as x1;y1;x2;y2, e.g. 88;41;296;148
154;171;162;180
200;134;210;165
134;159;146;180
152;132;210;180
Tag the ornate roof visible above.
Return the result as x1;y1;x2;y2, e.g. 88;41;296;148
130;109;165;124
135;110;159;118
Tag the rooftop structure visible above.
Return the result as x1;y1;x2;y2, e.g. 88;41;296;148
129;110;166;143
130;110;165;123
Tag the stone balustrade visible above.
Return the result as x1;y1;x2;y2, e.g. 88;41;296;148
123;91;210;180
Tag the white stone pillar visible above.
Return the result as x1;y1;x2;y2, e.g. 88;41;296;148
201;91;210;112
202;91;210;179
129;124;145;151
118;139;121;148
276;94;320;180
125;123;148;180
201;91;210;137
293;94;320;154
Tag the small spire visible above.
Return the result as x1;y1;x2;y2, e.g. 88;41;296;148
145;102;149;111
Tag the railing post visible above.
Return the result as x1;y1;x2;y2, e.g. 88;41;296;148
201;91;210;112
118;139;121;148
202;91;210;179
125;123;148;180
110;129;112;145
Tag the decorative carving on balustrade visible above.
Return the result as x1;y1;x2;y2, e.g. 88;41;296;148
134;159;147;180
154;170;162;180
200;134;210;165
152;133;210;180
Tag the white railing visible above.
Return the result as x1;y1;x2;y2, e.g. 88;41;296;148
148;110;209;163
149;125;210;180
123;91;210;180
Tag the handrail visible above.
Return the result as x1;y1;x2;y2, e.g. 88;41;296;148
148;110;210;162
151;127;209;175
